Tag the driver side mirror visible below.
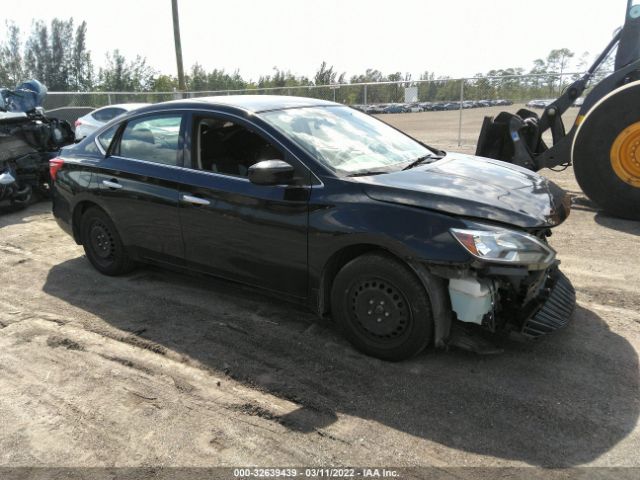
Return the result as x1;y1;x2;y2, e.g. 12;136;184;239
248;160;295;186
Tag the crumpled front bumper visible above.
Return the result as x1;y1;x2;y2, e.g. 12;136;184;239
520;271;576;339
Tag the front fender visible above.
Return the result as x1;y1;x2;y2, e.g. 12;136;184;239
308;186;473;320
309;193;473;274
407;260;454;348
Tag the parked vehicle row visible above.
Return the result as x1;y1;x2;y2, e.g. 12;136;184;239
352;99;514;114
525;99;555;109
358;99;515;114
525;98;585;109
351;97;585;114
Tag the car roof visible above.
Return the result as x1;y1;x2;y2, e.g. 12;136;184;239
141;95;339;114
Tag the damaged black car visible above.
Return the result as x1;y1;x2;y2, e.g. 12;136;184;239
51;95;575;361
0;79;74;210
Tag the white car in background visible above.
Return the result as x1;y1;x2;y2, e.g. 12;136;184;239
74;103;150;139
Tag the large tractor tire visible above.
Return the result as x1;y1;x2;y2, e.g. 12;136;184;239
572;80;640;220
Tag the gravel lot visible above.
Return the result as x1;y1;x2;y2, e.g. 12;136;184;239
0;105;639;470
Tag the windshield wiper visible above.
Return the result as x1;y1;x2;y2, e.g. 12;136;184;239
346;170;388;177
402;154;442;171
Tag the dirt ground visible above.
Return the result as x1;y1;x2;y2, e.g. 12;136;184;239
1;105;639;472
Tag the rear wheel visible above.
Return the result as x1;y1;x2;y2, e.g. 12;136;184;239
573;81;640;220
330;252;437;361
80;207;134;275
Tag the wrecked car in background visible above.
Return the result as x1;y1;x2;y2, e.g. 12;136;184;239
51;95;575;361
0;79;74;210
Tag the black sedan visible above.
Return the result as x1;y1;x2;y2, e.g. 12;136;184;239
51;95;574;361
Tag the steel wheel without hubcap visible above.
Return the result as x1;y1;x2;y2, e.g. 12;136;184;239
81;206;134;276
331;252;440;361
349;277;413;346
89;221;115;262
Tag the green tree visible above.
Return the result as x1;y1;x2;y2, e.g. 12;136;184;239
152;74;178;92
208;69;248;91
591;51;615;84
98;49;155;91
432;76;459;101
466;73;492;101
528;58;549;95
314;61;338;85
24;21;51;84
255;67;311;92
546;48;575;94
70;21;94;90
187;63;208;91
48;19;74;90
185;65;249;92
22;18;93;91
417;71;438;101
0;22;23;86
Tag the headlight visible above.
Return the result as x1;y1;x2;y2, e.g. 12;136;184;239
450;227;555;267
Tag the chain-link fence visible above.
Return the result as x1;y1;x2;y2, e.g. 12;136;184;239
44;72;607;147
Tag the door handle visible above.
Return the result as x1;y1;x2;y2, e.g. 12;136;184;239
102;179;123;189
181;194;210;206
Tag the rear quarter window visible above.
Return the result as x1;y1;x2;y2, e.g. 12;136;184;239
97;124;120;152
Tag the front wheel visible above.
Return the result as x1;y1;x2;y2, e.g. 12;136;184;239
330;252;437;361
80;207;135;276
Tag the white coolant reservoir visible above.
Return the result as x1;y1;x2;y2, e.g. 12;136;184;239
448;277;494;325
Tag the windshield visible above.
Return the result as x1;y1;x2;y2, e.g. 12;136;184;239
260;106;433;175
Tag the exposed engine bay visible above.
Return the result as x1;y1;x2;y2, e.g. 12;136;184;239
428;228;576;354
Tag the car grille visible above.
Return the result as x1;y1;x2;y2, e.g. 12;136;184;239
521;271;575;338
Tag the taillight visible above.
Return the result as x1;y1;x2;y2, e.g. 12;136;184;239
49;157;64;181
74;120;82;127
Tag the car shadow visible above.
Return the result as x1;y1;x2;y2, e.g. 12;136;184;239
43;257;639;467
565;191;640;236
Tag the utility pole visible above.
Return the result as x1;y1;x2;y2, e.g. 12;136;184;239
172;0;186;91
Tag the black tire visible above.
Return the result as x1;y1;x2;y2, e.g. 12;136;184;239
330;252;437;361
80;207;135;276
0;183;33;214
573;81;640;220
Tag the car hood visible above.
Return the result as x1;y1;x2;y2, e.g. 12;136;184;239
356;152;570;229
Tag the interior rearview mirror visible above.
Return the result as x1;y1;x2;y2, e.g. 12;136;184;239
248;160;295;186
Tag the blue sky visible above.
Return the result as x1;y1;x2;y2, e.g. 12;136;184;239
0;0;628;81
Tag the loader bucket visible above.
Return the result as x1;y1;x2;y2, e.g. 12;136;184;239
475;110;543;172
475;115;513;161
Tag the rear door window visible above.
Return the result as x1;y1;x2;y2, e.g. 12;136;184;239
117;114;183;166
